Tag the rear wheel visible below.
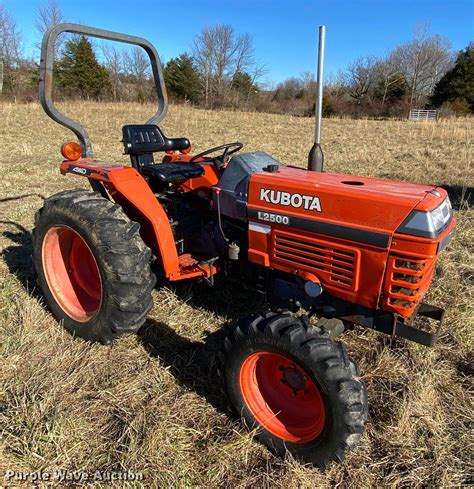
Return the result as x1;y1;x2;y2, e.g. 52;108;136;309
42;225;102;322
33;189;156;343
221;312;368;467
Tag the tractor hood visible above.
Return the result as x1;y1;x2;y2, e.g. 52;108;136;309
246;165;449;248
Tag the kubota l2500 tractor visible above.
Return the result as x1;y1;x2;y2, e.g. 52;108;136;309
34;24;455;467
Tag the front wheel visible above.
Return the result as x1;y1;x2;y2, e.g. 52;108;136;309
221;312;368;467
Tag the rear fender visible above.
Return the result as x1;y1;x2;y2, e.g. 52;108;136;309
60;159;179;277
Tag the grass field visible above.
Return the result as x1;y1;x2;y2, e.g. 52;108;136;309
0;102;472;487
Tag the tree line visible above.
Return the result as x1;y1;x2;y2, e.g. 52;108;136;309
0;0;472;117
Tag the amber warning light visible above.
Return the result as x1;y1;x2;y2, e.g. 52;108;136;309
61;141;82;161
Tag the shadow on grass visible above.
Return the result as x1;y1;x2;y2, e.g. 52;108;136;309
137;318;231;412
0;192;46;294
167;278;265;322
1;220;44;300
1;218;261;414
440;184;473;210
134;278;265;412
0;193;46;204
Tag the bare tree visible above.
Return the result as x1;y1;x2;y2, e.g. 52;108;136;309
123;46;151;101
374;54;405;108
275;77;304;100
123;47;150;79
193;24;258;107
326;70;348;110
299;70;314;92
228;33;255;88
0;4;22;97
346;56;376;108
101;43;123;101
248;62;267;88
35;0;65;57
193;30;213;107
392;25;452;107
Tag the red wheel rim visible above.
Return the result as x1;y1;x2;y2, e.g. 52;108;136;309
42;225;102;322
240;351;326;444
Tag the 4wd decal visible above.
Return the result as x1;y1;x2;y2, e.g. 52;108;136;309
259;188;322;212
62;163;110;181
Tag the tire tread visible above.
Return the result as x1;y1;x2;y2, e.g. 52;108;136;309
33;188;155;343
221;312;368;468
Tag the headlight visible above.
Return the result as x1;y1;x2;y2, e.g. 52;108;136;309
397;196;452;238
431;203;446;230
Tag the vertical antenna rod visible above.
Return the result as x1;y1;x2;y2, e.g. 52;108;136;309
308;25;326;172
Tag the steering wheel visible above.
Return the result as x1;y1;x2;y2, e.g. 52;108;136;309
190;142;243;168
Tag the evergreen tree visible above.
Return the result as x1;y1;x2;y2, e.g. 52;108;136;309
232;71;258;97
430;44;474;112
57;36;111;100
164;53;200;103
322;88;336;117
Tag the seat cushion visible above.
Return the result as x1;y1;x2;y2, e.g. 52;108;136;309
140;163;205;184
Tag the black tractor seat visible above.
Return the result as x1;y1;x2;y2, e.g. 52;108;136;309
122;124;192;170
123;124;190;155
140;163;205;184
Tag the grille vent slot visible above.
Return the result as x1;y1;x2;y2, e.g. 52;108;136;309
273;231;358;290
383;254;437;315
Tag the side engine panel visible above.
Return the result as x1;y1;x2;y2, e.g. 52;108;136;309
245;165;455;317
247;219;388;310
245;169;397;311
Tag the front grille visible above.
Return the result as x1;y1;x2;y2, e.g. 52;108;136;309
383;254;437;317
272;230;359;290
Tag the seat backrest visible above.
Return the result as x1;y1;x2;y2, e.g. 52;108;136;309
122;124;191;168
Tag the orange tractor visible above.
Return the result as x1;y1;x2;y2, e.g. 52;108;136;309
34;24;455;467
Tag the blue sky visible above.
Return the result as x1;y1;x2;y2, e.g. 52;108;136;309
4;0;474;85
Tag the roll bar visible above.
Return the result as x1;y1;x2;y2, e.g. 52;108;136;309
39;23;168;158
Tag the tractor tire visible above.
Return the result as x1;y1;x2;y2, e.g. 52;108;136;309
33;188;156;344
221;312;368;467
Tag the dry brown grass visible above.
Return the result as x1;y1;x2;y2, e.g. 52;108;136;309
0;102;473;487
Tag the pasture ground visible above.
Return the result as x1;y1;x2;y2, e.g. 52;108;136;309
0;102;472;486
